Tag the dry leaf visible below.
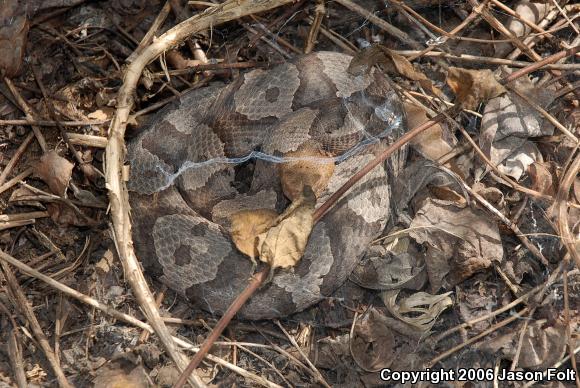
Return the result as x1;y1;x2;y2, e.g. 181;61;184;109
404;102;455;160
382;289;453;332
480;320;567;370
230;208;278;259
350;245;426;291
478;75;554;181
92;360;150;388
0;0;28;77
528;161;555;195
350;308;395;372
34;151;74;196
87;109;109;121
279;144;334;201
349;45;444;99
257;186;316;269
446;67;506;110
409;198;503;291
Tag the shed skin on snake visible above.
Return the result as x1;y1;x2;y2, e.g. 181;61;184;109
128;52;406;320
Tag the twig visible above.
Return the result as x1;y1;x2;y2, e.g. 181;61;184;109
557;147;580;269
1;300;27;388
333;0;423;50
173;267;271;388
0;167;33;196
549;0;580;35
0;119;107;126
395;50;580;70
275;321;331;388
0;261;72;387
304;0;324;54
126;1;172;63
3;78;48;152
428;307;531;367
65;133;108;148
0;132;34;186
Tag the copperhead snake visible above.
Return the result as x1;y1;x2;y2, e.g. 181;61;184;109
127;51;406;320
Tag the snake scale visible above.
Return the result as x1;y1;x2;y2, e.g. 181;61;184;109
127;52;406;320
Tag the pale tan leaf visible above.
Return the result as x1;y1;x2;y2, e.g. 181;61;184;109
446;67;506;110
405;102;454;161
230;208;278;259
279;144;334;201
34;150;74;197
257;186;316;269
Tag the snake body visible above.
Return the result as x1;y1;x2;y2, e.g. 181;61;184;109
128;52;406;319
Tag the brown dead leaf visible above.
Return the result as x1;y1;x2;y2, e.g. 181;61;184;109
46;203;91;227
92;359;150;388
350;308;395;372
405;102;455;161
409;198;503;291
446;67;506;110
279;144;334;201
0;0;28;77
349;45;444;99
230;208;278;259
480;320;567;371
9;185;43;208
257;186;316;269
34;151;74;196
528;161;555;196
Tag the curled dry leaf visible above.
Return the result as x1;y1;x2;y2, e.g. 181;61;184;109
349;45;444;99
0;0;28;77
230;186;316;269
230;209;278;260
382;289;453;332
446;67;506;110
34;150;74;197
404;102;455;161
257;186;316;269
279;144;334;201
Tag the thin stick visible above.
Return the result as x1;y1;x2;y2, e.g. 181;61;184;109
0;167;33;196
428;307;530;367
0;132;34;186
173;267;271;388
333;0;423;50
0;261;72;387
2;78;48;152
